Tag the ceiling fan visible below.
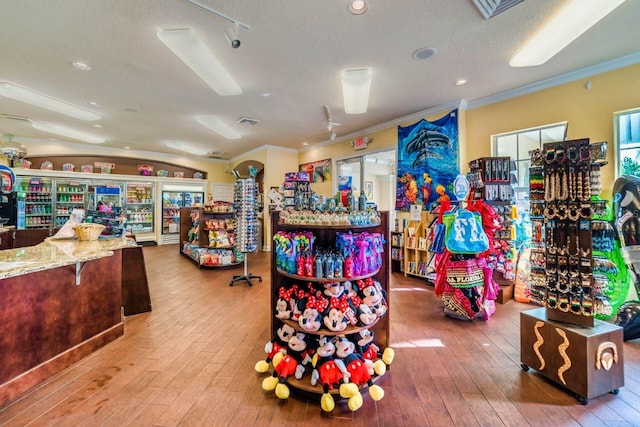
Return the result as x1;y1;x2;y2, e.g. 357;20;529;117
323;105;340;140
0;133;27;161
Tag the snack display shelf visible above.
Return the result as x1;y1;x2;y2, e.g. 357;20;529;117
280;318;379;337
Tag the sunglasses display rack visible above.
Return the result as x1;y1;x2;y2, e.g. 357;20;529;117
230;177;263;286
468;157;516;300
520;139;624;405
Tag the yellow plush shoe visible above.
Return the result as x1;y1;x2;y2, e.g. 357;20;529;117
374;360;387;376
347;392;363;411
275;382;290;400
369;384;384;401
255;360;270;373
320;393;335;412
262;376;278;391
382;347;395;365
340;382;359;398
272;352;285;368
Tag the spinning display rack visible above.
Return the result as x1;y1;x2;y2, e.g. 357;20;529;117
230;177;262;286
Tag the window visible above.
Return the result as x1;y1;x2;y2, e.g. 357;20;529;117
615;108;640;177
493;122;567;200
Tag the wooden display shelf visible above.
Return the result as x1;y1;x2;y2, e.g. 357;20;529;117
281;318;379;337
277;221;380;229
286;373;383;395
269;210;390;402
275;268;380;283
520;307;624;404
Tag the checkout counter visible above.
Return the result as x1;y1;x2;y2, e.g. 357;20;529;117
0;234;150;406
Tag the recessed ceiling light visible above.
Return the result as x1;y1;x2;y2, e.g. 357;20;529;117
124;146;130;150
92;123;103;128
87;101;100;107
302;141;309;146
72;61;91;71
349;0;368;15
412;47;437;61
455;79;468;86
261;92;272;97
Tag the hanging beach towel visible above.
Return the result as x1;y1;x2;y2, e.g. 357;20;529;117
445;257;485;288
443;208;489;254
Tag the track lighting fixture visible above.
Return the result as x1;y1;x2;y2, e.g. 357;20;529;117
183;0;249;50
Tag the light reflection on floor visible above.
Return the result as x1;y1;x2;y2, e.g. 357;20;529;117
391;338;445;348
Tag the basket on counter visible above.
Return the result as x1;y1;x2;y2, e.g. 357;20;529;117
73;223;106;241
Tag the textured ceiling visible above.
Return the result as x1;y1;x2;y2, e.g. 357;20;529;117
0;0;639;160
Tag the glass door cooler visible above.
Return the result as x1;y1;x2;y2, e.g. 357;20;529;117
162;191;183;235
86;183;125;238
125;182;154;234
15;176;53;229
53;179;89;227
161;186;204;235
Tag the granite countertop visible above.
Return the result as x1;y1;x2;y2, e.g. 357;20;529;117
0;237;139;280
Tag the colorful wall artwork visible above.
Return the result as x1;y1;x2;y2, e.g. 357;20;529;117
299;158;331;183
396;109;459;211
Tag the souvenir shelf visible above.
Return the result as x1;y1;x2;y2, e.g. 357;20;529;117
520;139;624;405
267;210;390;397
179;205;243;268
390;230;404;273
403;210;437;280
468;156;516;299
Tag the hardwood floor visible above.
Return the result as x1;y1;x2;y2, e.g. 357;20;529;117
1;244;640;426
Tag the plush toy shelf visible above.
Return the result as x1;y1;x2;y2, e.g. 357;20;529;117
281;318;380;337
275;268;381;283
265;211;391;410
277;221;380;229
286;374;384;395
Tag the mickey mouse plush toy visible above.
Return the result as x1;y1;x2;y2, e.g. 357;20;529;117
355;328;395;376
334;336;384;411
262;331;313;400
311;336;348;412
255;323;295;373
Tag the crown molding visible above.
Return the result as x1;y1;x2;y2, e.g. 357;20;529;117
467;51;640;110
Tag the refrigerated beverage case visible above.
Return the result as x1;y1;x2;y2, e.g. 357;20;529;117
15;177;53;229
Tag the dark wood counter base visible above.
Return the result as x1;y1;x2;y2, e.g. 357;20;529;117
0;253;124;407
